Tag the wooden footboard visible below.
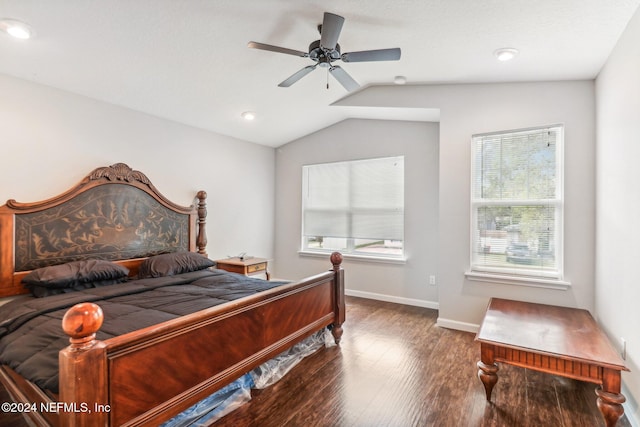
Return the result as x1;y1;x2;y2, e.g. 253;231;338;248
4;254;344;427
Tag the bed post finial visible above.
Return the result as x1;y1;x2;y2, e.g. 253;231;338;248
62;302;104;349
60;303;108;425
196;190;208;256
330;251;343;271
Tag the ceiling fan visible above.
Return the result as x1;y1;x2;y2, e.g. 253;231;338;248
248;12;401;92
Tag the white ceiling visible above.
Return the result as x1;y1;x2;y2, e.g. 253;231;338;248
1;1;638;147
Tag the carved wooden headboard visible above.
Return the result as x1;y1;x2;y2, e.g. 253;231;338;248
0;163;207;297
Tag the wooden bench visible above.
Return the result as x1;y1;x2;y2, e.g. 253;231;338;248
475;297;629;427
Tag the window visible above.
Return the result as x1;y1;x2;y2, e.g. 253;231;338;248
470;125;564;280
301;156;404;259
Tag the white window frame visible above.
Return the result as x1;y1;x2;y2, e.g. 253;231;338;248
299;156;405;262
466;125;570;289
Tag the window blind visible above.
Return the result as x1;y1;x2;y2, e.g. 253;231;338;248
302;156;404;241
471;126;563;278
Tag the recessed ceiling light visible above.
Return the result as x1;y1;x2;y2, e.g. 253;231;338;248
0;19;34;40
241;111;256;121
494;48;519;62
394;76;407;85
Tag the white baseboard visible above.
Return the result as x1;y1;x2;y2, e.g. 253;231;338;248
344;290;480;332
436;317;480;334
623;382;639;426
345;288;439;310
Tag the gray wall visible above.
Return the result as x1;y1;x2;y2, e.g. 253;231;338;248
0;73;276;261
274;119;440;307
596;5;640;421
333;81;596;331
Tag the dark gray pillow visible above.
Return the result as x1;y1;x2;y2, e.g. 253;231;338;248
22;259;130;297
28;278;128;298
138;252;215;278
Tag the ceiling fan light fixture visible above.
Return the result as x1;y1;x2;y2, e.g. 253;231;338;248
494;48;519;62
241;111;256;121
0;19;34;40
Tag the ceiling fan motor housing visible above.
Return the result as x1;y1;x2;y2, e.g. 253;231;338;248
309;40;341;66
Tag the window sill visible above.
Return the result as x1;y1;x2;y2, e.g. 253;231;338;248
465;271;571;290
298;250;407;265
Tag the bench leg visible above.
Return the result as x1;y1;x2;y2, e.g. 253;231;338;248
478;344;499;401
477;360;499;401
596;369;626;427
596;387;626;427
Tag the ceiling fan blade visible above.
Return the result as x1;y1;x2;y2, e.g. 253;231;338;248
278;65;318;87
247;41;309;58
329;66;360;92
319;12;344;50
341;48;401;62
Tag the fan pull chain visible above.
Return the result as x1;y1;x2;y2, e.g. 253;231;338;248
326;68;330;89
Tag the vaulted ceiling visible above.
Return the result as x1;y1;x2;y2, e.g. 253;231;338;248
1;1;638;147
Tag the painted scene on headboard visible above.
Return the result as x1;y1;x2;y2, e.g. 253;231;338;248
14;184;190;271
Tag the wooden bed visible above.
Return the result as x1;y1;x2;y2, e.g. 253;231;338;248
0;163;345;427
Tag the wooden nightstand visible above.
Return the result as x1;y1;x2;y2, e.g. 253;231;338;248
215;257;270;280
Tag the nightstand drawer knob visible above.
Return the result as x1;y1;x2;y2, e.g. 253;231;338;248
248;262;267;273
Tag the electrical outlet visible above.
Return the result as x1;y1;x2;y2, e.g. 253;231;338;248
621;337;627;360
429;275;436;286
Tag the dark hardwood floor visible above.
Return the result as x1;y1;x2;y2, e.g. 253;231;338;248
1;296;632;427
219;296;631;427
